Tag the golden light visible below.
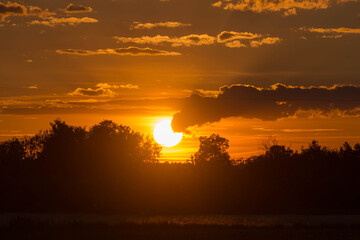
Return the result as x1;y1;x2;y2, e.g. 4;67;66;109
153;119;183;147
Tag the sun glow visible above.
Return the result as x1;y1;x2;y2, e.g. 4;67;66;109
153;119;183;147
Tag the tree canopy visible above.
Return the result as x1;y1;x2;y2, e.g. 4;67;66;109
192;133;231;166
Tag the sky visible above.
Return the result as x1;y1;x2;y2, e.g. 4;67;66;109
0;0;360;161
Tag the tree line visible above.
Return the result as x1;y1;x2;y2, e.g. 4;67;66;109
0;119;359;214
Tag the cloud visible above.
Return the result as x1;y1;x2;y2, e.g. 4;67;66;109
212;0;331;14
217;31;262;42
63;3;93;13
119;84;139;89
69;87;115;97
212;1;223;7
28;6;54;17
337;0;358;3
300;27;360;39
131;21;191;29
217;31;280;48
283;8;297;16
0;2;26;18
27;85;38;89
301;27;360;34
96;83;139;89
171;84;360;132
114;34;216;47
114;32;279;48
56;46;181;56
28;16;98;27
321;34;343;38
224;40;247;48
281;128;339;133
0;2;53;20
250;37;281;47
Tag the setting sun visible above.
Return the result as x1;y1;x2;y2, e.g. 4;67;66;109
153;119;183;147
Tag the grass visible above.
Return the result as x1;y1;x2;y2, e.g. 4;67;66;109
1;214;360;240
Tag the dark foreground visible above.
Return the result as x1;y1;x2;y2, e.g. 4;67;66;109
1;215;360;240
2;225;360;240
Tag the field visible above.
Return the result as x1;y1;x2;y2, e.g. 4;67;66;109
1;214;360;240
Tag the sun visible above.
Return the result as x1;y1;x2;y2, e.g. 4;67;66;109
153;119;183;147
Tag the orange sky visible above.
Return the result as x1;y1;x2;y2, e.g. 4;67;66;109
1;0;360;161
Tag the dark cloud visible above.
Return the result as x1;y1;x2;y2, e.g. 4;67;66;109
171;84;360;132
0;2;26;17
69;87;114;97
64;3;93;13
0;2;52;19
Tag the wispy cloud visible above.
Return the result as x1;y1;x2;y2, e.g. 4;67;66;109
212;0;331;15
131;21;191;29
69;85;116;97
28;16;98;27
300;27;360;39
28;6;54;17
301;27;360;34
114;34;216;47
250;37;281;47
56;46;181;56
224;40;247;48
217;31;280;48
217;31;262;43
96;83;139;89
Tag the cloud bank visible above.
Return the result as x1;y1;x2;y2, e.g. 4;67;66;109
171;84;360;132
114;31;280;48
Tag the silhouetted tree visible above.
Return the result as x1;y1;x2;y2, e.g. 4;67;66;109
87;120;161;167
1;121;360;214
0;138;25;165
192;134;231;166
38;119;86;164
